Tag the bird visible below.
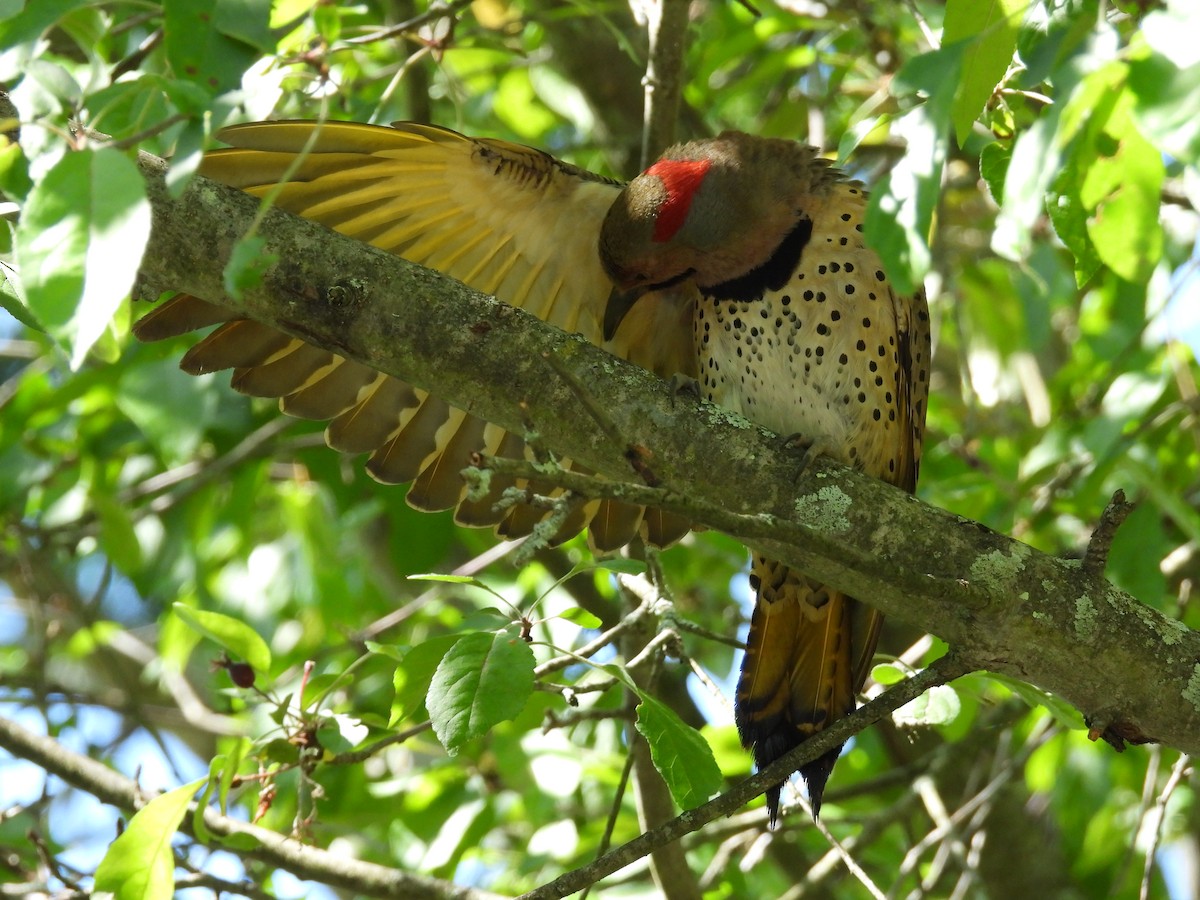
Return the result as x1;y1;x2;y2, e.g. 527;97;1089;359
134;120;931;824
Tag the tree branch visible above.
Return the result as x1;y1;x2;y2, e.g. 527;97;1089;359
0;714;504;900
131;153;1200;763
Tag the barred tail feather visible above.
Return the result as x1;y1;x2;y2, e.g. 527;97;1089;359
734;555;879;824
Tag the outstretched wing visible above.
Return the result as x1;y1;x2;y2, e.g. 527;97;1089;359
135;121;695;550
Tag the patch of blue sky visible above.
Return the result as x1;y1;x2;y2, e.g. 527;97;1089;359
1148;242;1200;358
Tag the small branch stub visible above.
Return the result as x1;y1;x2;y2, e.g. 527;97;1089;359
1082;489;1135;577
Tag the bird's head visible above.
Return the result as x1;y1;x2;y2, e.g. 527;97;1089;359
598;156;711;296
599;133;813;337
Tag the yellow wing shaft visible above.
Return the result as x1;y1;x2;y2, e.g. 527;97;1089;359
134;120;694;550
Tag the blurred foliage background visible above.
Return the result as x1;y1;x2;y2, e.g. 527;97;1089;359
1;0;1199;897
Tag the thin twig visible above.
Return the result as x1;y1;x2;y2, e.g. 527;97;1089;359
1112;746;1163;899
1139;753;1193;900
782;701;1032;898
536;678;619;699
110;25;163;79
326;720;432;767
467;454;673;511
946;830;988;900
343;0;473;45
803;802;887;900
351;539;521;642
541;707;631;731
173;866;275;900
28;828;87;892
890;719;1058;894
0;339;42;359
582;741;640;900
517;653;973;900
613;567;700;900
626;628;681;671
681;654;732;716
109;113;190;150
535;595;655;677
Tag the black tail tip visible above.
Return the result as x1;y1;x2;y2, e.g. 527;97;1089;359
762;746;842;827
799;749;840;819
766;784;783;829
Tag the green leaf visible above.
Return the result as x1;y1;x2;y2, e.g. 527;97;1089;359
992;111;1061;261
985;672;1086;729
944;0;1025;146
263;737;298;764
408;572;507;603
197;737;250;845
94;779;205;900
213;831;264;852
14;147;151;368
1047;173;1103;287
117;358;216;463
64;621;121;658
871;662;908;686
835;113;893;166
163;0;270;94
1105;503;1168;606
316;712;369;753
865;45;961;294
0;139;32;200
301;672;349;710
558;607;603;629
84;80;171;149
1057;59;1124;149
461;607;513;630
634;693;722;809
893;684;962;727
598;661;638;692
0;0;91;50
978;140;1010;205
366;640;407;663
426;628;535;754
494;68;559;140
91;490;143;574
213;0;274;50
172;603;271;673
193;754;228;843
590;558;648;575
0;266;40;332
1078;100;1164;284
1129;53;1200;165
409;573;484;585
1123;455;1200;547
1140;2;1200;69
390;634;462;725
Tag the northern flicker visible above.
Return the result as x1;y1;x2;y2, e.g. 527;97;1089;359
135;121;930;823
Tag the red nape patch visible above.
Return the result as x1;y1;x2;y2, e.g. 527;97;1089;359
645;158;712;242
